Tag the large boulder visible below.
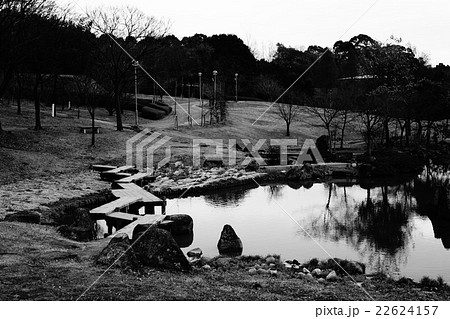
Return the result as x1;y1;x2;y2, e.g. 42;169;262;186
132;223;157;242
187;248;202;258
133;227;190;272
164;214;193;235
244;159;260;172
95;233;138;269
286;164;313;181
323;258;366;275
217;224;243;256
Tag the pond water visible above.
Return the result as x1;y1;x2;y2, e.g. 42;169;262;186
167;177;450;282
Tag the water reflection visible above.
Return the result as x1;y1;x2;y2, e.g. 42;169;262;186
302;181;417;275
168;174;450;281
203;187;252;207
265;184;285;200
413;178;450;249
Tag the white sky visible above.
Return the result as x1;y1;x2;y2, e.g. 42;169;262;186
64;0;450;66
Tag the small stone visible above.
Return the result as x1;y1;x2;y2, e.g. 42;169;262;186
187;248;202;258
201;256;212;264
326;270;339;281
318;278;326;284
283;262;292;269
269;270;278;277
269;263;276;269
188;256;202;265
266;256;276;263
254;264;261;269
297;272;306;278
174;161;183;168
257;268;269;274
293;264;300;270
354;275;366;282
311;268;322;276
303;267;310;274
202;264;211;270
214;257;231;268
248;268;257;275
305;273;315;281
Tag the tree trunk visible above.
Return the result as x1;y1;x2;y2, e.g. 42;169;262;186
383;118;390;148
285;121;290;137
91;107;96;146
416;121;422;142
326;125;332;152
0;68;14;98
114;89;123;131
426;120;432;146
340;111;347;149
51;75;58;110
399;122;405;148
405;118;411;146
16;74;22;115
34;73;42;131
366;114;372;157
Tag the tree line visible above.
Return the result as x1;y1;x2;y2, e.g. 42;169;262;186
1;0;450;155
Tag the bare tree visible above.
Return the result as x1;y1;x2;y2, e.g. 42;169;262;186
255;75;282;101
74;75;103;146
360;109;382;156
87;6;169;131
306;89;341;151
278;101;301;137
0;0;58;129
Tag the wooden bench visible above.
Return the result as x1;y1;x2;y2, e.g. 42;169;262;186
80;126;100;134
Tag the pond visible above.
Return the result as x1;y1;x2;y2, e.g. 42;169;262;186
166;177;450;282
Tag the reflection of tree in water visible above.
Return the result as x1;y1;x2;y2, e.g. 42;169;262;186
304;182;414;274
413;178;450;249
355;197;409;254
265;184;285;200
203;187;251;207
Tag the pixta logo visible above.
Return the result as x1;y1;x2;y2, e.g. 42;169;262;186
127;129;324;170
126;129;172;170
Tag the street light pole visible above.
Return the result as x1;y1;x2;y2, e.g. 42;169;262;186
198;72;203;126
133;60;139;127
188;83;191;126
234;73;238;102
213;70;218;107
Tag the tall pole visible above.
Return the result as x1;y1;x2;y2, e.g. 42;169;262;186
212;70;217;125
235;73;238;102
188;83;191;126
133;61;139;127
213;70;218;107
199;72;202;126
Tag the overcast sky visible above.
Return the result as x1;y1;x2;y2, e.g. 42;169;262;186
66;0;450;66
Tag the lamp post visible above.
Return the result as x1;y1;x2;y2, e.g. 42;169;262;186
213;70;218;107
133;60;139;127
188;83;191;126
198;72;203;126
234;73;238;102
